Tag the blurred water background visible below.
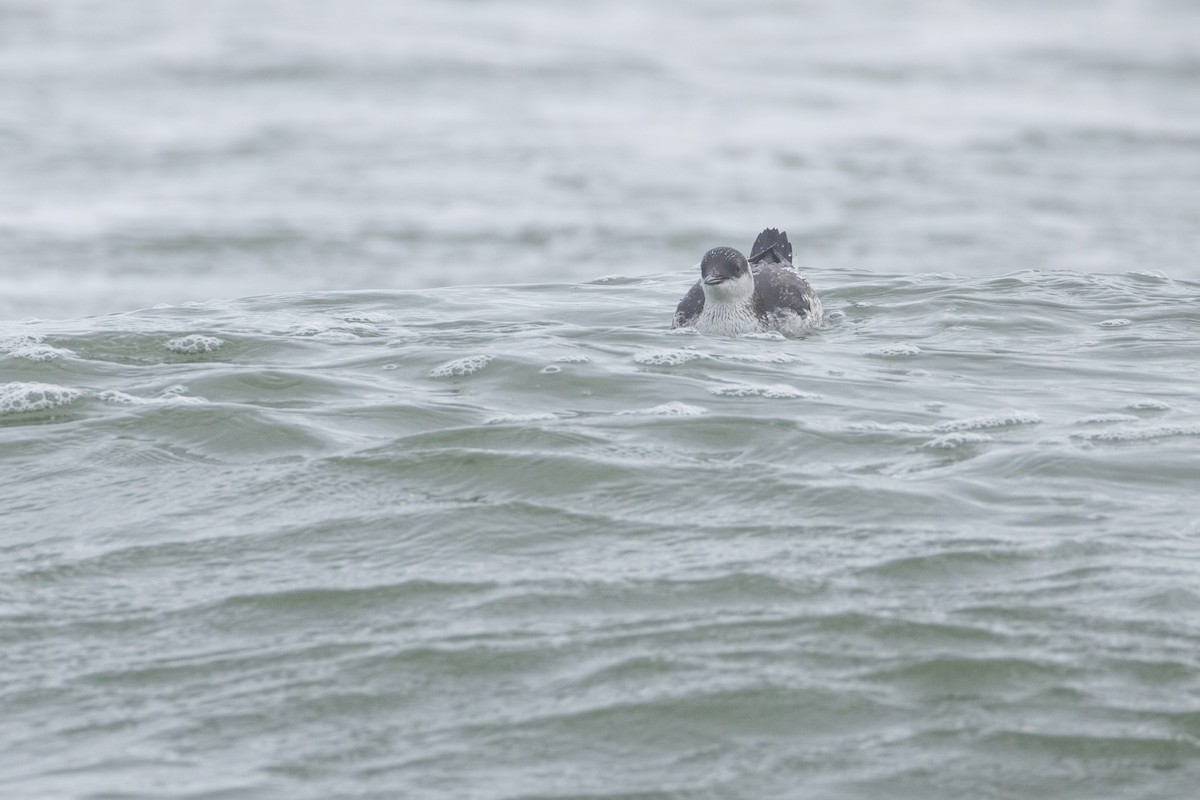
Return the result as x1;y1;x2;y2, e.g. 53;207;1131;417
3;1;1200;798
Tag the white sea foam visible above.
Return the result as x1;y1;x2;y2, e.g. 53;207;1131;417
867;343;922;357
1075;413;1140;425
1;334;40;350
634;349;705;366
726;352;797;364
1126;398;1171;411
341;312;393;323
98;390;206;406
1098;318;1132;327
485;412;558;424
933;411;1041;432
0;382;82;415
13;345;68;362
0;334;72;362
430;355;493;377
165;335;225;354
1077;424;1200;442
618;401;707;417
844;421;931;433
709;383;818;399
924;432;994;449
554;355;591;363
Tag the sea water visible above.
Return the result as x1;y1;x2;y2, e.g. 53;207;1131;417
3;270;1200;798
3;1;1200;798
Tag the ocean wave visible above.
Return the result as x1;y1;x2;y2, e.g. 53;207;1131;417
0;382;82;415
430;355;493;377
0;334;74;362
165;335;226;354
634;349;706;366
3;268;1200;799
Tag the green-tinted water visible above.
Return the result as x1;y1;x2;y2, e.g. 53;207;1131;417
4;0;1200;795
3;271;1199;798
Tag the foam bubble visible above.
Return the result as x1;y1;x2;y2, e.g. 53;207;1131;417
341;312;393;323
97;390;147;405
924;432;993;449
868;343;921;357
1098;318;1131;328
618;401;707;417
741;331;787;341
709;383;818;399
1;334;40;351
98;390;205;406
727;352;796;364
485;412;558;424
554;355;591;363
933;410;1041;432
0;334;72;362
1126;398;1171;411
430;355;493;377
845;421;930;433
13;345;67;362
1077;424;1200;443
540;365;562;374
165;335;225;354
634;349;705;366
0;382;82;415
1075;413;1140;425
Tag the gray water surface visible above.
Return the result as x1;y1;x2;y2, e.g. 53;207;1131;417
3;0;1200;319
3;2;1200;799
4;271;1200;798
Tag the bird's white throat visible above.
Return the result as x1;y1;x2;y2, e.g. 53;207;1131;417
702;271;755;304
696;272;761;335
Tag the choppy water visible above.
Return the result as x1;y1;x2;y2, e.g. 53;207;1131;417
4;270;1200;798
5;1;1200;798
4;0;1200;320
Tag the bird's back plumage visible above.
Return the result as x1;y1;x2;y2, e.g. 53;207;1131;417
672;228;821;334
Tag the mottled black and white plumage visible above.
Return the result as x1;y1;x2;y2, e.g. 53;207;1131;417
672;228;822;336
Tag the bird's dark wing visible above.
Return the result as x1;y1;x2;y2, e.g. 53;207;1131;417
748;227;793;265
672;282;705;328
751;264;816;318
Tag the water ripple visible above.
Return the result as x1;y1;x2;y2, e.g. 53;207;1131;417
3;269;1200;799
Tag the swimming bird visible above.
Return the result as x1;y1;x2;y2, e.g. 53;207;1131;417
671;228;822;336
